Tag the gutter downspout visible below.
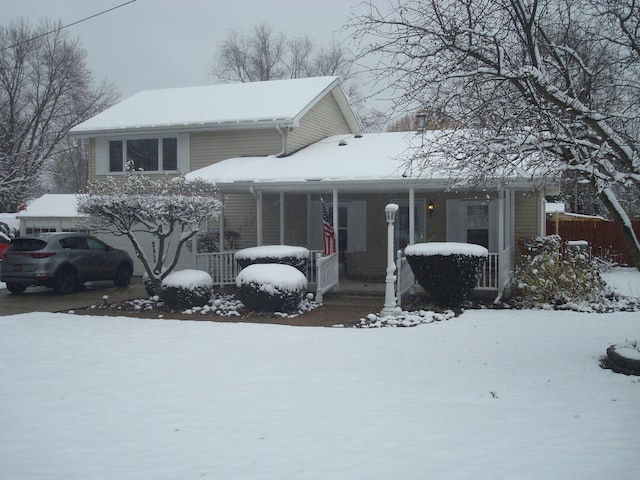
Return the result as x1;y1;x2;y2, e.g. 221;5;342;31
275;123;288;157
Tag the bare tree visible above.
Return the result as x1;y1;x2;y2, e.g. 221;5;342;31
210;22;387;131
48;137;89;193
0;18;118;211
350;0;640;269
212;23;286;82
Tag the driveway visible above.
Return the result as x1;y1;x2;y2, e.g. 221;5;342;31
0;277;147;316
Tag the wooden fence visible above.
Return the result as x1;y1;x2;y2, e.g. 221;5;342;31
546;218;640;265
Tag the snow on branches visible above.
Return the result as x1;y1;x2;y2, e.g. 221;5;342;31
77;171;221;292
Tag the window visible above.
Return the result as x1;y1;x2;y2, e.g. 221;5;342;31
446;199;497;252
108;137;178;173
309;200;366;254
466;204;489;248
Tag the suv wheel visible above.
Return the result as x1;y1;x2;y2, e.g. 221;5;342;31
6;283;26;294
54;267;78;294
113;262;133;287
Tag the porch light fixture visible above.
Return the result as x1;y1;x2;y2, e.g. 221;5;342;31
427;201;435;216
381;203;400;318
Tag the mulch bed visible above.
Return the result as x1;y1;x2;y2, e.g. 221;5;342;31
75;301;374;328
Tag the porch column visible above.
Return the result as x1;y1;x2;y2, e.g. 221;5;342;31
256;190;263;246
409;187;415;245
496;190;505;300
279;192;285;244
218;195;225;253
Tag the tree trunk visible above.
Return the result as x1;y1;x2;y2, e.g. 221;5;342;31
599;188;640;271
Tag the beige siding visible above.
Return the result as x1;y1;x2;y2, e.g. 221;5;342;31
219;194;258;249
287;93;355;152
190;130;283;172
88;138;96;179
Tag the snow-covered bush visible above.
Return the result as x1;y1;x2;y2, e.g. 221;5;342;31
513;235;609;305
405;242;488;307
235;245;309;274
160;269;214;310
236;264;307;313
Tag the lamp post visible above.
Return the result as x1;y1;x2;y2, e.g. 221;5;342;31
381;203;399;317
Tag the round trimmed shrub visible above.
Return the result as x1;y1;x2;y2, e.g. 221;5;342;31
160;269;214;310
236;263;307;313
405;242;488;307
235;245;309;274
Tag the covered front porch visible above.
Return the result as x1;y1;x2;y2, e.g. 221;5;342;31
184;131;547;304
190;185;517;304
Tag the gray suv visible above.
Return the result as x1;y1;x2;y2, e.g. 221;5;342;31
1;233;133;294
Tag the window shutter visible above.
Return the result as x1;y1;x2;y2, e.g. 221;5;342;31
446;199;460;242
488;199;498;252
351;200;367;252
308;200;323;251
95;138;107;175
177;134;190;172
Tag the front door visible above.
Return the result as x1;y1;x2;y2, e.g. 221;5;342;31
446;199;497;252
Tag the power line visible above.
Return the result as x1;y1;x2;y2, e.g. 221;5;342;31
0;0;137;53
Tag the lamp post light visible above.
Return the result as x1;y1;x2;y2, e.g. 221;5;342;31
381;203;399;317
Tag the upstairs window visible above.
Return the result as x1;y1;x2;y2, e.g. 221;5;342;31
108;137;178;173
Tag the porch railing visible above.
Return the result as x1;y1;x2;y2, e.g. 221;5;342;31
396;250;415;308
475;253;499;290
195;249;326;288
315;252;339;303
195;251;240;286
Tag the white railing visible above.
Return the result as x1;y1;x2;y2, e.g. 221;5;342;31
307;250;322;284
315;252;339;303
196;249;324;287
498;246;513;292
195;250;240;286
476;253;499;290
396;249;415;307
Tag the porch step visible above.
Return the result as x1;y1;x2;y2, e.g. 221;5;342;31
321;292;384;308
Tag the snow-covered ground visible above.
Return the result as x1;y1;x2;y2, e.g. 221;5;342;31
1;268;640;479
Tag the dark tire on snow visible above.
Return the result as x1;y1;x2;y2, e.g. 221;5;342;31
53;267;78;295
605;345;640;376
113;262;133;287
6;283;26;294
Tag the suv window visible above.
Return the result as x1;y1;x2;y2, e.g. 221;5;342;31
86;238;108;252
6;238;47;252
59;237;89;249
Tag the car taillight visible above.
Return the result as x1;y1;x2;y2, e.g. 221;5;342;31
30;252;56;259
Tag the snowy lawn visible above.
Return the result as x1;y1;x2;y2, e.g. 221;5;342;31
1;308;639;479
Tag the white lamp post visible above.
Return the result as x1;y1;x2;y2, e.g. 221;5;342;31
381;203;399;317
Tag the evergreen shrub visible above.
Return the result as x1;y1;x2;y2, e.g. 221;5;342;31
160;270;214;310
236;264;307;313
405;242;488;307
235;246;309;274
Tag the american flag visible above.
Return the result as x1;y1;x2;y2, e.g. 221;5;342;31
320;196;336;256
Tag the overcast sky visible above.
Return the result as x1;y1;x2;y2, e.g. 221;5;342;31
1;0;382;101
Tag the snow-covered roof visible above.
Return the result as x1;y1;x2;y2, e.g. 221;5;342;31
70;76;358;136
16;194;79;218
546;202;565;213
185;131;543;193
